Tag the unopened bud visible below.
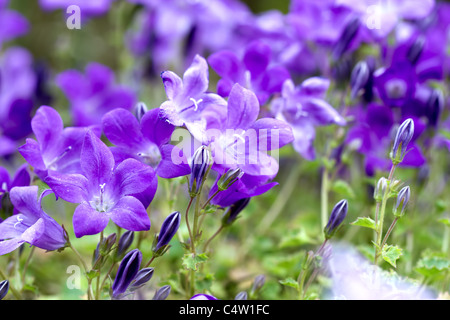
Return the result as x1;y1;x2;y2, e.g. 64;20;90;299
0;280;8;300
251;274;266;296
115;231;135;262
393;186;410;218
153;285;171;300
189;146;211;196
374;177;388;202
99;233;117;256
217;168;244;191
221;198;250;227
390;118;414;165
324;199;348;239
235;291;248;300
332;16;360;60
129;267;154;291
350;61;370;99
134;102;148;122
407;35;425;65
112;249;142;299
153;211;180;256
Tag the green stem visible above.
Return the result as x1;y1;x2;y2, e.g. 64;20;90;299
320;166;329;232
203;225;224;253
185;197;195;253
21;246;35;287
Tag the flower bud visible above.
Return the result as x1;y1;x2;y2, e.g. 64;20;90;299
153;285;171;300
129;267;154;291
350;61;370;99
190;293;218;300
390;118;414;165
153;211;180;255
407;35;425;65
393;186;410;218
221;198;250;227
217;168;244;191
189;146;211;196
112;249;142;299
324;199;348;239
134;102;148;122
0;280;9;300
426;88;444;128
332;16;360;60
250;274;266;296
374;177;388;202
99;233;117;256
235;291;248;300
115;230;135;262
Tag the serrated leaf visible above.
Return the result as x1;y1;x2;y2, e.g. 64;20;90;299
331;180;355;199
382;245;403;268
351;217;377;230
279;277;299;290
415;256;450;277
182;253;209;271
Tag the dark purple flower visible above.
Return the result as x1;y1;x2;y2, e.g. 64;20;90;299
271;77;346;160
0;280;8;300
0;164;31;218
112;249;142;299
102;107;190;180
0;186;66;255
190;293;218;300
159;54;227;141
56;62;136;127
208;40;290;105
221;197;250;226
153;211;180;253
18;106;97;181
45;130;155;238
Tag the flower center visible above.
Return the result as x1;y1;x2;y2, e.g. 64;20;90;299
137;144;162;168
386;79;407;99
46;146;72;171
90;183;114;212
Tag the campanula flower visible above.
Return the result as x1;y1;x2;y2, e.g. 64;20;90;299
207;83;294;177
271;77;346;160
102;107;191;179
129;267;154;292
159;54;228;142
45;130;155;238
56;62;136;127
0;1;28;48
0;186;66;255
208;40;290;105
18;106;98;181
0;164;31;219
153;211;180;254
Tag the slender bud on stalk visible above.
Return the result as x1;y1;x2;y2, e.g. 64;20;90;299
0;280;9;300
250;274;266;297
115;231;134;262
112;249;142;299
235;291;248;300
189;146;211;197
129;267;154;291
221;197;250;227
374;177;388;202
426;88;444;128
99;233;117;256
152;285;171;300
350;61;370;99
324;199;348;239
134;102;148;122
332;16;360;60
390;118;414;165
407;35;425;65
153;211;180;255
217;168;244;191
393;186;410;218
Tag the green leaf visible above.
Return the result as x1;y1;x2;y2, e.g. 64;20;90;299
279;277;299;290
331;180;355;199
351;217;377;230
182;253;209;271
382;245;403;268
415;256;450;277
438;218;450;227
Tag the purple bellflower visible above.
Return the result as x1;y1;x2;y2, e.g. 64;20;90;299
206;83;294;177
208;40;290;105
18;106;98;181
39;0;115;17
0;1;29;48
102;107;191;179
112;248;142;299
160;54;228;142
271;77;346;160
56;62;136;127
0;186;66;255
45;130;155;238
0;164;31;218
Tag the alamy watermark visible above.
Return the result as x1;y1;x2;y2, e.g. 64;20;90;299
66;5;81;30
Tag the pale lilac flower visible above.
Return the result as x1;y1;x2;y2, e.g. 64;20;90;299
45;130;155;238
0;186;66;255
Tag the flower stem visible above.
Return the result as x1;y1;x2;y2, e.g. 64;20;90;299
185;197;195;253
21;246;35;287
203;225;224;253
320;166;329;233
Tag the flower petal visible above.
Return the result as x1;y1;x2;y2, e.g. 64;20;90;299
31;106;64;158
102;108;144;149
140;107;174;146
156;144;191;179
44;172;89;203
112;158;156;196
73;202;110;238
226;84;259;130
110;196;151;232
182;55;209;99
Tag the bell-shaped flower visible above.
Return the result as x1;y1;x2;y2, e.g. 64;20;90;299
45;130;155;238
159;54;228;142
207;83;294;177
0;186;66;255
102;107;190;179
18;106;98;181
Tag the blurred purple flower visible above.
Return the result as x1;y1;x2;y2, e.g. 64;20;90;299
325;244;436;300
0;47;37;156
102;107;190;179
56;62;136;127
18;106;98;181
206;83;294;177
160;54;227;141
39;0;115;16
208;40;290;105
45;131;155;238
0;186;66;255
0;1;29;48
271;77;346;160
